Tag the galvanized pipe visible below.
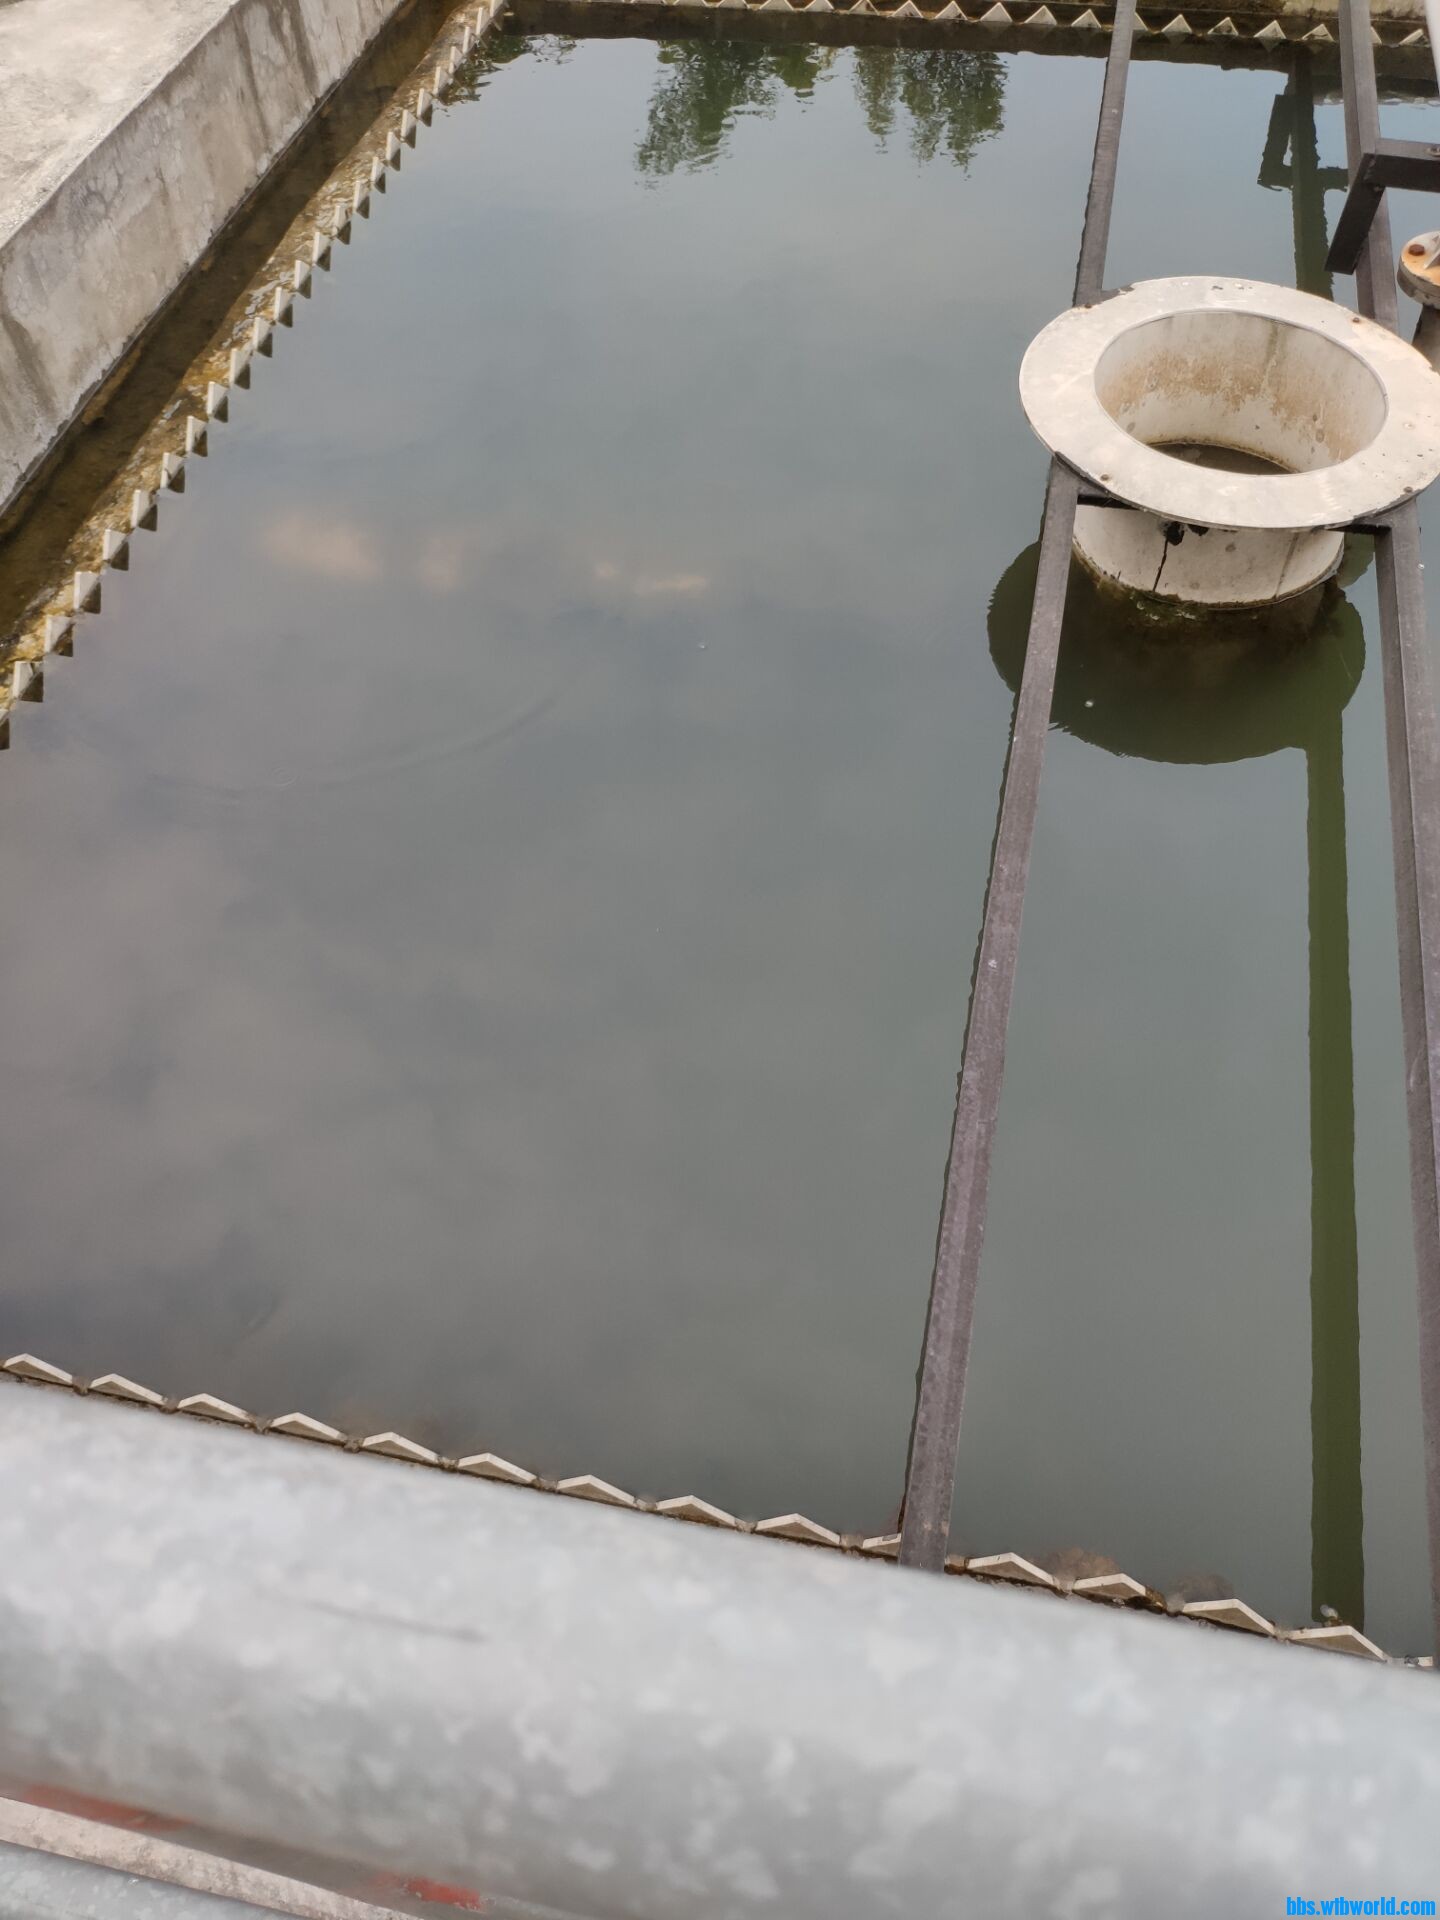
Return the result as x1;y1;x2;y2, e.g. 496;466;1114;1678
2;1386;1440;1915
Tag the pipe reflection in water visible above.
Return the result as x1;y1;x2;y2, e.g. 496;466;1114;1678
989;548;1367;1629
1259;40;1361;1626
1257;51;1348;303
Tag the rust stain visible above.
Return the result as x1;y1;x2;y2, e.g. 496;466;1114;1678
19;1783;184;1833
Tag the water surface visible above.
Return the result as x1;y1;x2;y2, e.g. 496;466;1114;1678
1;27;1437;1651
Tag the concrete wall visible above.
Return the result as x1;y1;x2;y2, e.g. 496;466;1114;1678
0;0;410;523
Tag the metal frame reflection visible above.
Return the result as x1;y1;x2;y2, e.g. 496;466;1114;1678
989;551;1368;1631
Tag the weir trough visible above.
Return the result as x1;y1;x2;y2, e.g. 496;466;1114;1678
1019;275;1440;606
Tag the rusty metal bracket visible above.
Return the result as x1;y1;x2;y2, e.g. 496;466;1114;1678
1327;136;1440;275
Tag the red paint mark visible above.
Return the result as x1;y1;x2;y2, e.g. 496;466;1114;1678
349;1866;491;1912
402;1875;488;1910
19;1785;183;1833
364;1870;489;1911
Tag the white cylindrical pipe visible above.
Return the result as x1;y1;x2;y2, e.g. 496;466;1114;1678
1020;278;1440;610
1073;503;1343;608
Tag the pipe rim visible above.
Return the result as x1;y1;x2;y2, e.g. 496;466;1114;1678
1019;277;1440;531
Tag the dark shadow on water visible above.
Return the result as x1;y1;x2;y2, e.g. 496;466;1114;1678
989;546;1368;1628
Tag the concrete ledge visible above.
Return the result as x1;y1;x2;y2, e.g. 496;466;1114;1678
0;0;412;521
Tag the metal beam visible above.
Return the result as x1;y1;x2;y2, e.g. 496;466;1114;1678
1336;0;1440;1659
1327;135;1440;275
899;0;1137;1571
1072;0;1138;312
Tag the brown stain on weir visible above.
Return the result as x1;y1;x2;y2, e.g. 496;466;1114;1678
1101;340;1375;470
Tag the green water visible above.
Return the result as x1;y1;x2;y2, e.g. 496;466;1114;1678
1;24;1438;1651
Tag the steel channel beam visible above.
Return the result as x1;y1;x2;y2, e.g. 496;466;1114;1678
1072;0;1138;312
1337;0;1440;1658
898;0;1138;1571
1328;137;1440;275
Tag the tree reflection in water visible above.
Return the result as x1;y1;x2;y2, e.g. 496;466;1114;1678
636;40;1004;176
850;45;1004;166
447;30;579;102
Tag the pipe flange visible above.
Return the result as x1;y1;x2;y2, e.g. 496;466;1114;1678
1019;276;1440;532
1400;232;1440;311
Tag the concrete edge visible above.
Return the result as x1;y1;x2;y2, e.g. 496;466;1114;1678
0;0;504;717
0;0;418;522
